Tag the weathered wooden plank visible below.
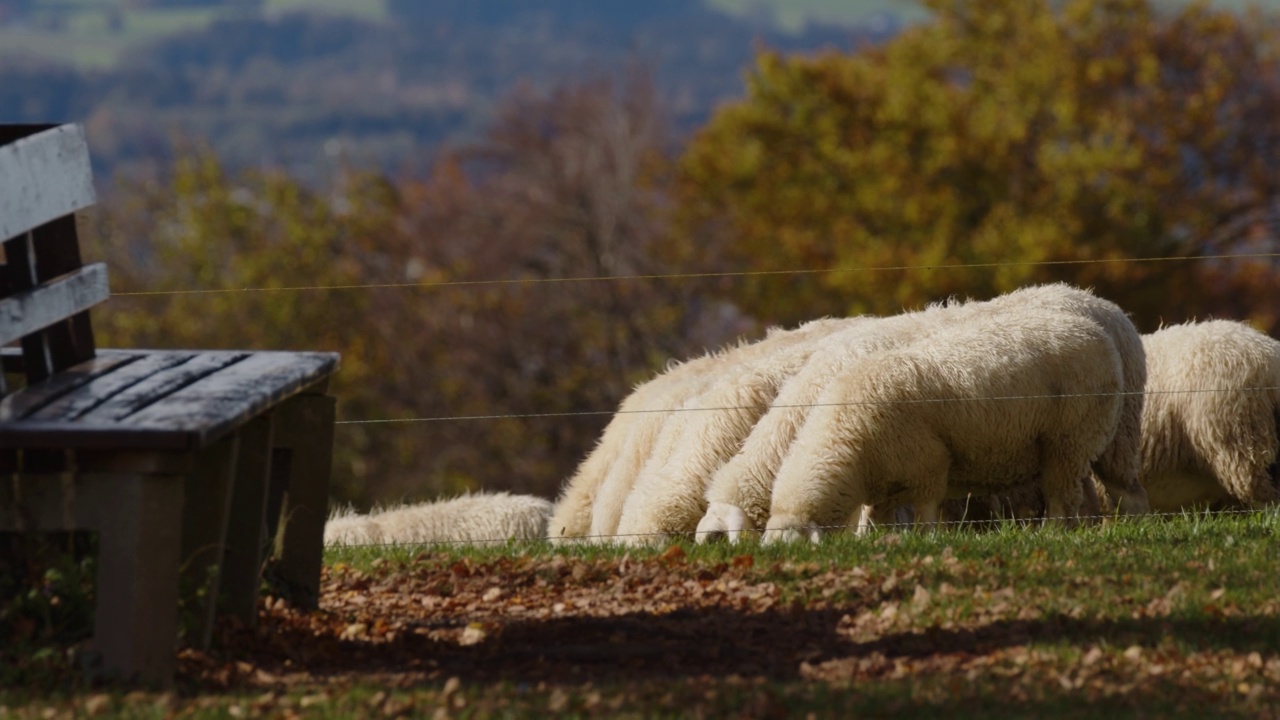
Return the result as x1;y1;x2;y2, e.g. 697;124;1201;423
221;415;274;626
27;352;195;422
0;263;109;346
30;215;97;375
0;421;192;450
267;394;335;609
180;433;238;651
4;233;56;382
0;124;96;242
90;472;184;687
121;352;339;445
78;351;248;422
0;352;140;421
0;469;184;686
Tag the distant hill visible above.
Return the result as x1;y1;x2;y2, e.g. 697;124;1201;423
1;0;1276;179
0;1;881;179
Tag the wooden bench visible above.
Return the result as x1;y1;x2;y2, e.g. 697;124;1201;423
0;123;340;685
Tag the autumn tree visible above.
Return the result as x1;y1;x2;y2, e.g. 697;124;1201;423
371;74;746;504
86;75;740;507
676;0;1280;332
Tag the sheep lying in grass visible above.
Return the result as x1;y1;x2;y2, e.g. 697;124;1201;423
325;492;553;548
546;351;726;543
696;312;936;543
1129;319;1280;510
763;284;1145;543
611;318;859;545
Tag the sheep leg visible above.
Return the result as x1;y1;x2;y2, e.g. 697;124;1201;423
913;500;942;531
854;505;875;536
1041;455;1089;528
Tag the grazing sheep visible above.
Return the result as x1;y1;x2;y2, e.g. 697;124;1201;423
583;351;734;541
696;312;936;542
547;350;727;543
763;287;1134;543
891;319;1280;523
1129;319;1280;510
611;317;859;544
325;492;553;547
703;283;1148;542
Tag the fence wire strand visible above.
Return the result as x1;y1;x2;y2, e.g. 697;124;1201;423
324;506;1278;550
114;251;1280;297
333;385;1280;426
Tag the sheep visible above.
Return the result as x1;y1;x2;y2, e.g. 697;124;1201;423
696;312;937;543
610;317;860;544
546;346;737;543
583;351;736;541
1128;319;1280;510
702;283;1148;542
877;319;1280;524
762;287;1136;543
325;492;553;548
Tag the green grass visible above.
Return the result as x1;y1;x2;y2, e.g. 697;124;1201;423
2;510;1278;717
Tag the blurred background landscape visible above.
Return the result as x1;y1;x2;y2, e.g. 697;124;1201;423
4;0;1280;510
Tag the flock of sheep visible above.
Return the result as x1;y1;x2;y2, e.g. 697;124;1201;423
325;283;1280;548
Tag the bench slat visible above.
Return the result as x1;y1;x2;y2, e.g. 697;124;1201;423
28;352;197;422
123;352;338;445
0;263;109;346
0;352;141;421
0;420;191;450
0;125;96;242
79;351;249;422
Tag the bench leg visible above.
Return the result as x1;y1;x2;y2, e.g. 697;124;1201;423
90;472;183;687
268;393;336;609
221;415;274;627
179;434;239;650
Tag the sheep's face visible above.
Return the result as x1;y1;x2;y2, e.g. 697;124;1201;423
696;502;752;544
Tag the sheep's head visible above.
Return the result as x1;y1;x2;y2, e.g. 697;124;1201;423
696;502;752;544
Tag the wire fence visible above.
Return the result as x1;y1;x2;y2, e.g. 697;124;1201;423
331;386;1280;426
113;250;1280;297
110;250;1280;548
324;506;1280;550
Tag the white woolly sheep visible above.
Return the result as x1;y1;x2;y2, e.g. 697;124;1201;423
704;283;1148;541
882;319;1280;524
763;287;1133;543
1130;319;1280;510
611;317;859;544
325;492;553;548
696;312;937;542
546;350;727;543
585;351;735;541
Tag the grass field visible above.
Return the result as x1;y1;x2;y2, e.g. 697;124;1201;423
1;510;1278;717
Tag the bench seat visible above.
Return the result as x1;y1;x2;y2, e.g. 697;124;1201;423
1;348;337;450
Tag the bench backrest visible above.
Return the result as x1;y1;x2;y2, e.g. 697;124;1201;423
0;124;108;396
